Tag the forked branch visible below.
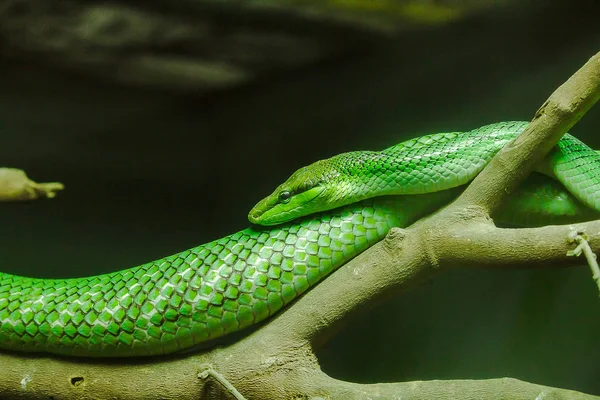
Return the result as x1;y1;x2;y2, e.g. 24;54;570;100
0;51;599;400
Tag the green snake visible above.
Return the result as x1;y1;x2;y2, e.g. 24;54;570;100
1;121;599;357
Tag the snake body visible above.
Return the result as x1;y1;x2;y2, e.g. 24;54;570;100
1;121;599;357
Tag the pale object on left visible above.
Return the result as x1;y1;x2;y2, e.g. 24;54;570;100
0;168;64;201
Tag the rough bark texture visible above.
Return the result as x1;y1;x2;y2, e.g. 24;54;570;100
0;45;599;399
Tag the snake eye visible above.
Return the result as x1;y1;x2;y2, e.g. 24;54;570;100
278;191;292;204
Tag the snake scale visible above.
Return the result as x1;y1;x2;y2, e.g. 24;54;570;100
1;121;599;357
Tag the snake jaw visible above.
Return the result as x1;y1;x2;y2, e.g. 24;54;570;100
249;186;328;226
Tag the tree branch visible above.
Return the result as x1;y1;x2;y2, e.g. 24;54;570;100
453;51;600;214
0;168;63;201
0;348;593;400
1;50;600;400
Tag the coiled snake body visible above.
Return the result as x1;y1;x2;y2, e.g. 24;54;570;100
1;121;599;357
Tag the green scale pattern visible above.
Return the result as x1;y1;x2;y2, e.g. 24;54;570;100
317;121;600;211
2;121;599;357
0;195;449;356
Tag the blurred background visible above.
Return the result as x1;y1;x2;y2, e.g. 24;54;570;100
0;0;599;395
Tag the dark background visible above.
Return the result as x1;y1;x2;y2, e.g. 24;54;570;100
1;0;599;395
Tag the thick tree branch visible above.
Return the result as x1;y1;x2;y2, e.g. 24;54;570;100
433;219;600;268
284;369;594;400
1;51;600;399
453;51;600;214
0;348;593;400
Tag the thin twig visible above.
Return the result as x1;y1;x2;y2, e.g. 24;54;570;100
567;232;600;295
198;364;247;400
0;168;64;201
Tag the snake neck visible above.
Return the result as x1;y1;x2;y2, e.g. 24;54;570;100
321;121;531;207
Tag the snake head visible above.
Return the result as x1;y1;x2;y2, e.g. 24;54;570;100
249;160;339;226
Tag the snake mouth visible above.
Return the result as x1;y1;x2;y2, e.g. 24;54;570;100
249;186;328;226
248;208;264;224
254;204;304;226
